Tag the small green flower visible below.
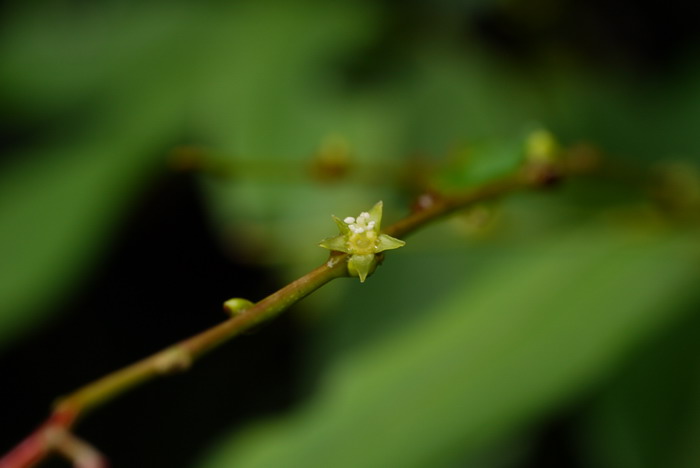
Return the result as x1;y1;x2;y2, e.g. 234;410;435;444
319;201;406;282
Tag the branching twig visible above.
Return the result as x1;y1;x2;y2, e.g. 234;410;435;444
0;151;598;468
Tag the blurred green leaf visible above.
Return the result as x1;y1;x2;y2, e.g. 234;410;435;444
198;223;700;468
432;137;526;192
0;140;166;348
579;308;700;468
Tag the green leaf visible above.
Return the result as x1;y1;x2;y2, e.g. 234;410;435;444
198;224;700;468
0;131;170;348
579;310;700;468
432;137;527;192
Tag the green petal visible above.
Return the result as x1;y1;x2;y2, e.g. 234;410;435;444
376;233;406;252
319;235;350;253
332;215;351;234
367;201;383;231
348;254;375;282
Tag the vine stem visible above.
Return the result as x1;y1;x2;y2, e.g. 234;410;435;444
0;151;598;468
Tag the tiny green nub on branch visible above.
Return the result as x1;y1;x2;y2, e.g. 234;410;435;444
223;298;254;317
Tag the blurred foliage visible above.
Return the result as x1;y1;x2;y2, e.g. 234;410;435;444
1;0;700;467
201;223;700;468
581;309;700;468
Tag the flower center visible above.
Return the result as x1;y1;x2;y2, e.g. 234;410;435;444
344;211;378;255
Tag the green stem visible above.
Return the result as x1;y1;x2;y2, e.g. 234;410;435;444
0;152;598;468
54;257;348;420
384;175;525;239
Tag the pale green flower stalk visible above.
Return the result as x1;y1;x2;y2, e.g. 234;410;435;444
319;201;406;282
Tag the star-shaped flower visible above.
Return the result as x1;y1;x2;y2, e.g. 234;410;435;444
319;201;406;282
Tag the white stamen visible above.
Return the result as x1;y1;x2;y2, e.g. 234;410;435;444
367;221;375;229
355;227;365;233
359;212;370;220
344;217;355;224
